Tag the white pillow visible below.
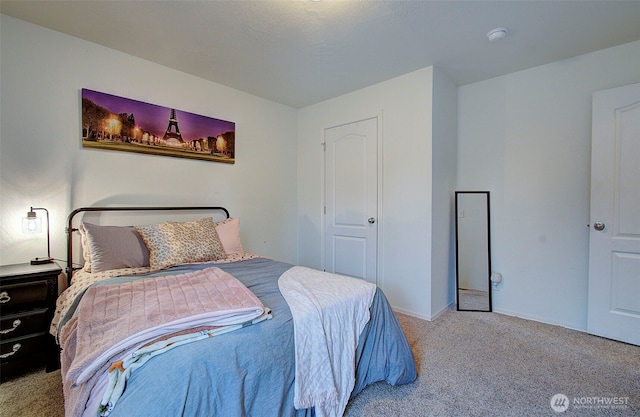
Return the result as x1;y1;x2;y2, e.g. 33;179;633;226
215;217;244;255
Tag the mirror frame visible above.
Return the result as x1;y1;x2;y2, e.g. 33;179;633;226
455;191;492;312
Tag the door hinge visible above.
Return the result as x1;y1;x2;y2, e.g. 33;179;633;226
324;206;326;215
321;142;326;151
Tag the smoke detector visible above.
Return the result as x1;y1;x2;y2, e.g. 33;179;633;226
487;27;508;42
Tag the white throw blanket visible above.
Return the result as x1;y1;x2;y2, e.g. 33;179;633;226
278;267;376;417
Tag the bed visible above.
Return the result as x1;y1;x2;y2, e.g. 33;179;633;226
53;206;417;417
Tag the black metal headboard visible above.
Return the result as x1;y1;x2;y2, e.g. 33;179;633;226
66;206;230;285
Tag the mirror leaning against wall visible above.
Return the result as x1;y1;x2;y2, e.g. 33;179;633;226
455;191;492;312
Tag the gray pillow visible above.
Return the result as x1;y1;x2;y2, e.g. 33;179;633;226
82;222;150;272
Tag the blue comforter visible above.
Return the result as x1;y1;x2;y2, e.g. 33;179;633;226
82;258;416;417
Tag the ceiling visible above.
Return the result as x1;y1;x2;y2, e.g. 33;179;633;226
1;1;639;108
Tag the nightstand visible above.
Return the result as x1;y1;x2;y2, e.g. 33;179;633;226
0;262;61;381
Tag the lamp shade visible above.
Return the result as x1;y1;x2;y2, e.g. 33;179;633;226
22;211;43;233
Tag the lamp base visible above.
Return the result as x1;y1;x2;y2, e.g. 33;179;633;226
30;257;53;265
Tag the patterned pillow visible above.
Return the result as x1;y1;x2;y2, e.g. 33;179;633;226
78;224;92;272
136;217;226;271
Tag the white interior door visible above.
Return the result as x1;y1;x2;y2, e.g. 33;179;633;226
588;82;640;346
324;118;378;284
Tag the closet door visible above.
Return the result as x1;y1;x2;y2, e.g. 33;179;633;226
324;118;378;284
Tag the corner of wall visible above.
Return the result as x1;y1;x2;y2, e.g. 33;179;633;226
430;66;458;316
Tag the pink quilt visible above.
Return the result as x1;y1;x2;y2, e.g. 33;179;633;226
60;267;265;417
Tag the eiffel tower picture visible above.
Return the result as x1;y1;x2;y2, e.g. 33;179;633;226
162;108;184;145
82;89;235;163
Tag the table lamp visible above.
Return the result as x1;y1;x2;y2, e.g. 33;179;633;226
22;207;53;265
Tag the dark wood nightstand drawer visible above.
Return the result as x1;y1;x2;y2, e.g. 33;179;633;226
0;280;48;311
0;263;61;380
0;308;48;340
0;332;48;362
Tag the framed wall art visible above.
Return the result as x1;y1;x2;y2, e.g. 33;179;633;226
81;89;235;163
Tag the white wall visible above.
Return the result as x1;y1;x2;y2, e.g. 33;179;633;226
4;14;638;330
0;15;299;268
430;67;458;315
458;40;640;330
297;67;457;319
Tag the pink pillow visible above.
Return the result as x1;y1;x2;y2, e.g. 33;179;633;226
215;218;244;255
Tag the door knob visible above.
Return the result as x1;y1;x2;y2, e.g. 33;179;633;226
593;221;605;231
368;217;376;224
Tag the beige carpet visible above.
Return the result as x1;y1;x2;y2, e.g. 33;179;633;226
0;364;64;416
1;309;638;416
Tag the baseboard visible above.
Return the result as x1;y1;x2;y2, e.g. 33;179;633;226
392;300;455;321
492;307;587;333
392;306;431;321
